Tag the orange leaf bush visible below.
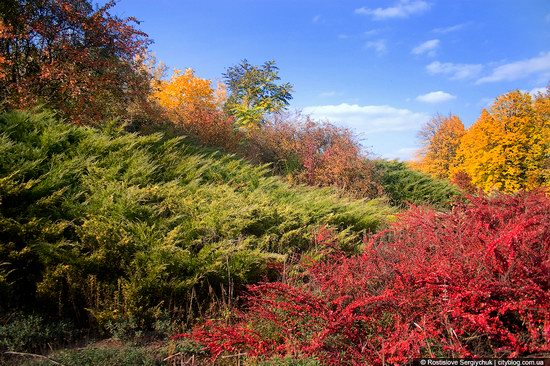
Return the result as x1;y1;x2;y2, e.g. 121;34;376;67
151;68;240;150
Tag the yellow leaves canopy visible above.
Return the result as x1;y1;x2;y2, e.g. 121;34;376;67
415;114;466;179
152;68;224;123
452;89;549;193
413;89;548;193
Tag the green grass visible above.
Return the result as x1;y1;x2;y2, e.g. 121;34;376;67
0;109;394;336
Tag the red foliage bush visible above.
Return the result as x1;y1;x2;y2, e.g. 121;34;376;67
244;113;382;198
178;191;550;364
176;108;241;151
452;170;478;194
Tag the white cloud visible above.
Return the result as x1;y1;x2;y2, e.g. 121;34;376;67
302;103;429;134
416;91;456;103
312;15;321;24
432;23;466;34
412;39;440;56
383;147;418;161
366;39;387;56
364;27;392;37
355;0;430;20
426;61;483;80
476;52;550;84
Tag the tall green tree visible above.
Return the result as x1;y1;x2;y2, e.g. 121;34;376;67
223;59;293;128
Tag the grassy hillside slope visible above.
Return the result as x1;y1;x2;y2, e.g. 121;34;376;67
0;109;393;336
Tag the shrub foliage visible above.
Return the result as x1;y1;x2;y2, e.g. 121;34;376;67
374;160;459;209
182;191;550;364
244;113;382;199
0;109;392;333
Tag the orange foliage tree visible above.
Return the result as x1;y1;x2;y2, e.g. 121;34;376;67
0;0;152;125
414;114;466;179
152;68;217;121
452;89;549;193
151;68;237;149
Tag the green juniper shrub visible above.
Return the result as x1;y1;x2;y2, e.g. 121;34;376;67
374;159;459;209
0;109;393;336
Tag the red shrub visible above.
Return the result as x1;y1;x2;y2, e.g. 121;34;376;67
244;113;382;198
178;191;550;364
452;170;478;194
180;108;241;151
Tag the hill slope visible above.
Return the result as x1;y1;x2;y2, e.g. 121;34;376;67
0;109;393;332
374;160;459;209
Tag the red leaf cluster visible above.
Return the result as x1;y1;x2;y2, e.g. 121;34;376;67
0;0;151;124
179;191;550;364
177;107;241;151
244;113;382;198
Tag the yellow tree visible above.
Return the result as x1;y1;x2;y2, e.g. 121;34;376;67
415;114;466;179
452;89;549;193
151;68;238;149
152;68;218;123
533;87;550;187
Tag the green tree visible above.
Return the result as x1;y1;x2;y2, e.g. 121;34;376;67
223;59;293;128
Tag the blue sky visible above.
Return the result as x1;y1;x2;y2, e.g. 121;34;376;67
110;0;549;160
